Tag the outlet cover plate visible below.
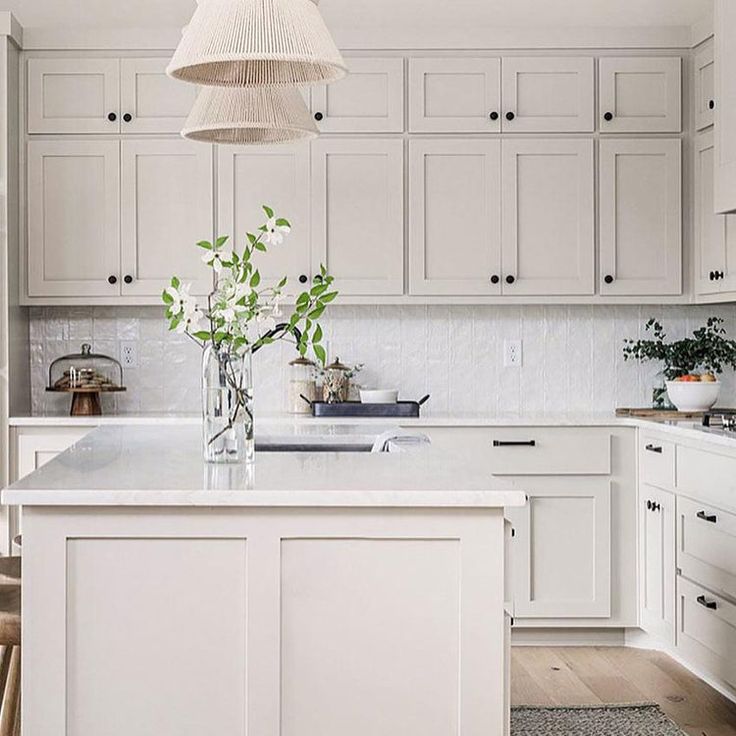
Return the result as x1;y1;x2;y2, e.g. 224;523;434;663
120;341;138;369
504;339;523;368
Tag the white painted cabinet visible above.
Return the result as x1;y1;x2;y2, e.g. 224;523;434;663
501;57;594;133
218;143;311;288
694;44;715;132
27;58;121;134
501;139;594;295
409;139;501;296
639;485;675;645
599;138;682;296
311;138;404;296
715;0;736;214
120;58;198;134
408;58;501;133
599;57;681;133
27;139;121;297
121;139;214;297
311;57;404;133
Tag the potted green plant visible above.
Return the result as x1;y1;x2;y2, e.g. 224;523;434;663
623;317;736;410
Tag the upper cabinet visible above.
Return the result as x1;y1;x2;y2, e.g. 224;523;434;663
409;58;501;133
311;58;404;133
27;58;121;134
715;0;736;214
599;138;682;296
27;57;194;135
501;57;594;133
218;143;311;288
694;45;715;132
311;138;404;296
598;57;682;133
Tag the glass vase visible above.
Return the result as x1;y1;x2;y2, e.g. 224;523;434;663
202;344;254;464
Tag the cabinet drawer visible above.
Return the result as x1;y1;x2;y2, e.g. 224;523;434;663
424;427;611;475
678;496;736;601
677;577;736;688
639;435;675;490
676;445;736;512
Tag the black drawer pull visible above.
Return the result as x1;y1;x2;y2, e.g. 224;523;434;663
697;595;718;611
696;511;717;524
493;440;536;447
645;444;663;454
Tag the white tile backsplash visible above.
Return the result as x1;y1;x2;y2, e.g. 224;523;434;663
28;304;736;416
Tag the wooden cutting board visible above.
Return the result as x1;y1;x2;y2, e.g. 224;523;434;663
615;407;734;420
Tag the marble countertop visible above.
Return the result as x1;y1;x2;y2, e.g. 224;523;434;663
2;425;526;509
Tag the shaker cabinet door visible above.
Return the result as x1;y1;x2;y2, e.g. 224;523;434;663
598;57;682;133
120;58;198;134
694;45;715;132
501;139;594;296
409;139;501;296
501;57;594;133
599;138;682;296
27;58;121;134
311;57;404;132
408;57;501;133
311;138;404;296
121;139;214;297
715;0;736;213
218;143;311;289
27;140;121;298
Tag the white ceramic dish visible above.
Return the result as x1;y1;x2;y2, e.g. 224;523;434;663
360;389;399;404
665;381;721;412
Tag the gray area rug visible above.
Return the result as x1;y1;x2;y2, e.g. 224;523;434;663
511;704;685;735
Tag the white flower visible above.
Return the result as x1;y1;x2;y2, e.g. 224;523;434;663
262;217;291;246
202;249;234;273
175;308;205;335
165;283;197;318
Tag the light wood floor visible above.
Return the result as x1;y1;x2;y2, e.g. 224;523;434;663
512;647;736;736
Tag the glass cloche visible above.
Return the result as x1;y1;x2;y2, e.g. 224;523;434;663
47;343;126;416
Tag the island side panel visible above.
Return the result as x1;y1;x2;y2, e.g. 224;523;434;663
22;506;508;736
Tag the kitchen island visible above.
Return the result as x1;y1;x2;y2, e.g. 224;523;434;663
3;424;526;736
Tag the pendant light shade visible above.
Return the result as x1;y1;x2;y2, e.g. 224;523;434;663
181;85;318;144
167;0;347;88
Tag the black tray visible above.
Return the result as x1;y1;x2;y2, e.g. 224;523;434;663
308;395;430;418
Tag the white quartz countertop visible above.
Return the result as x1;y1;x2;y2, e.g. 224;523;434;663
3;425;526;509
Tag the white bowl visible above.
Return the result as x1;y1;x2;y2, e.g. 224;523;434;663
665;381;721;412
360;389;399;404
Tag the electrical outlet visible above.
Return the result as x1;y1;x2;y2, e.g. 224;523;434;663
504;339;523;368
120;342;138;369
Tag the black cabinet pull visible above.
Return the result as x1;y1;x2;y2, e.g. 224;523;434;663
603;112;614;122
123;275;133;285
489;111;499;121
506;275;516;285
645;444;663;454
314;112;324;121
697;595;718;611
298;274;308;284
696;510;717;524
108;275;117;285
493;440;536;447
490;275;500;284
123;113;133;123
107;112;117;122
505;112;515;121
709;100;715;110
604;275;614;285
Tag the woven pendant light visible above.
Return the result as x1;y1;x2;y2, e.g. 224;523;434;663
181;85;318;144
167;0;347;88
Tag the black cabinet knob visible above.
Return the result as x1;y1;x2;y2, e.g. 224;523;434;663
603;112;614;122
123;275;133;284
646;500;653;511
717;271;725;280
604;275;614;284
709;100;715;110
505;275;515;285
490;275;500;284
123;113;133;123
653;502;661;512
505;112;515;121
299;274;308;284
108;275;117;285
107;112;117;122
489;111;499;121
710;271;716;281
314;112;324;121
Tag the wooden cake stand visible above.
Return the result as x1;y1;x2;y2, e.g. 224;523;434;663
46;386;127;417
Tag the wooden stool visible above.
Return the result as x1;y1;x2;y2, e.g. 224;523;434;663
0;558;21;736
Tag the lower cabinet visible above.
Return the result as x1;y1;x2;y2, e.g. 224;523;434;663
639;484;675;645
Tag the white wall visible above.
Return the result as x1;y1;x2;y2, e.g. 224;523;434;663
28;304;736;417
